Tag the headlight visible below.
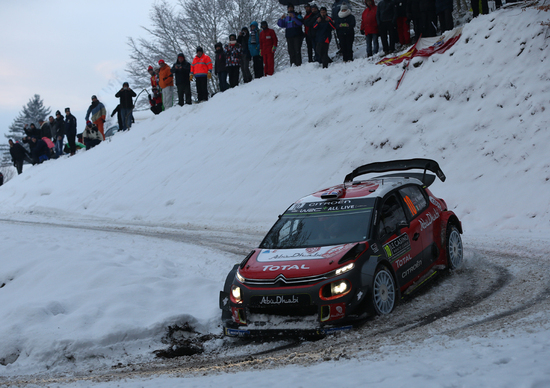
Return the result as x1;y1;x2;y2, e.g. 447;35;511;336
231;285;242;303
236;271;245;283
335;263;354;276
320;279;351;300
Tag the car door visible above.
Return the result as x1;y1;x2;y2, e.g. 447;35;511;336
376;192;425;288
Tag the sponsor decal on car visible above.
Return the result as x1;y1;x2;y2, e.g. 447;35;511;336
288;198;373;214
419;209;440;231
329;303;346;320
260;295;300;305
262;264;310;271
429;196;443;211
393;253;412;269
402;260;423;279
383;233;411;259
257;245;352;262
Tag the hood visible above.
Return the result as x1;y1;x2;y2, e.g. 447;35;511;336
239;243;363;280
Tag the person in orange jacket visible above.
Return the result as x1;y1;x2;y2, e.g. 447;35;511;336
158;59;174;109
190;47;213;102
259;21;278;76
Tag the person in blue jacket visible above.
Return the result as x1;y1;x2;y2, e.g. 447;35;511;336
277;4;304;67
248;21;263;79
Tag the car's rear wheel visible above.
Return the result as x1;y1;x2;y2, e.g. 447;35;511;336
372;267;396;315
446;224;463;270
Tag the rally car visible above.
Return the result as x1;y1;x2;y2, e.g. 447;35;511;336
219;159;463;337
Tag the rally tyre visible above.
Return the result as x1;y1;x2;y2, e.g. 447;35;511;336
446;224;464;270
372;267;396;315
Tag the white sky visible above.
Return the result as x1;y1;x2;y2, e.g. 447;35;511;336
0;0;155;135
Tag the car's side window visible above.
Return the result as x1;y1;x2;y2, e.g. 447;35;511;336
399;185;428;219
377;194;407;237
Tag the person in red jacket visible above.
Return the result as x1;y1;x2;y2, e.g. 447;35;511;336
190;47;213;102
360;0;379;57
148;65;159;88
259;21;278;76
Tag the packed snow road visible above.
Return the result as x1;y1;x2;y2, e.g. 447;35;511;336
1;218;549;386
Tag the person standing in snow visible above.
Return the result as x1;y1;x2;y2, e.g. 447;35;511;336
190;47;213;102
52;110;65;157
237;27;253;83
114;82;137;131
335;3;356;62
38;119;51;140
408;0;437;41
303;4;315;63
376;0;397;54
158;59;174;109
248;21;264;79
9;139;29;174
85;95;107;140
278;4;304;67
436;0;453;32
171;53;192;106
395;0;410;45
225;34;242;88
313;7;336;68
65;108;78;156
361;0;379;57
259;21;278;76
147;65;160;89
214;42;229;92
111;104;123;131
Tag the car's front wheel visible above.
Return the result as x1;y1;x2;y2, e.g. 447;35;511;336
446;224;464;270
372;267;396;315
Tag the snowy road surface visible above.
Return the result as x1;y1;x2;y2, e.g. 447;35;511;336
1;218;549;387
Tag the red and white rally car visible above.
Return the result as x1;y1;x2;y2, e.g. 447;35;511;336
219;159;463;337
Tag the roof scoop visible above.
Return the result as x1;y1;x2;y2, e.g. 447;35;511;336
321;188;345;200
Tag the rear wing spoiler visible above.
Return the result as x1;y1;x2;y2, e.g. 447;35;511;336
344;158;446;186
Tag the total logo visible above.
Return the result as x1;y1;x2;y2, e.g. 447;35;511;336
262;264;310;272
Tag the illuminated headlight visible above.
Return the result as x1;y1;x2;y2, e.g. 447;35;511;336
320;279;351;300
235;271;245;283
335;263;354;276
231;285;242;303
331;280;349;295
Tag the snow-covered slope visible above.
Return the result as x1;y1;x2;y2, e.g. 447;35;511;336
0;3;549;384
1;4;549;236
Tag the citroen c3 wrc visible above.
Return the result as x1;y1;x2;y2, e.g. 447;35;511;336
219;159;464;337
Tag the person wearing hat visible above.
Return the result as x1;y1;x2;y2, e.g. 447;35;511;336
158;59;174;109
115;82;137;131
360;0;379;57
277;4;304;67
148;87;163;115
171;53;192;106
190;47;213;102
85;95;107;140
224;34;242;88
313;7;336;68
214;42;229;92
259;21;278;76
147;65;160;89
335;3;356;62
82;121;103;150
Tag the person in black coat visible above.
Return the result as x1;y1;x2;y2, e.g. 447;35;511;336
335;3;356;62
214;43;229;92
9;139;29;174
376;0;397;54
237;27;253;83
30;137;50;164
313;7;336;68
115;82;137;131
64;107;78;156
408;0;437;41
436;0;453;32
171;53;192;106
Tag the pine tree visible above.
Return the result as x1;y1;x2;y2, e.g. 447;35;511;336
5;94;51;142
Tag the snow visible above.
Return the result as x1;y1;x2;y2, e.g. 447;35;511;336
1;3;550;386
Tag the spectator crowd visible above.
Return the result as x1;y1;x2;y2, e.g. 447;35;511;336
7;0;504;176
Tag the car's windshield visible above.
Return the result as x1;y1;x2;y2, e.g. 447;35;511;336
260;198;375;249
